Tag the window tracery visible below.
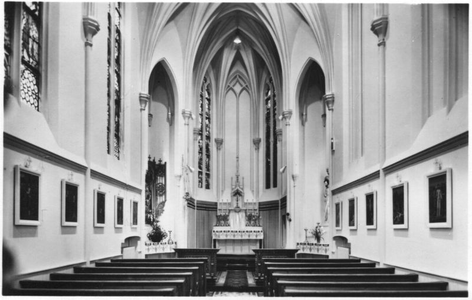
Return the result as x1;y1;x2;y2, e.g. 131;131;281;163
198;77;211;189
265;77;277;189
107;2;122;159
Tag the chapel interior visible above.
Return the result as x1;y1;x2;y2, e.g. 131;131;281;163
2;2;469;297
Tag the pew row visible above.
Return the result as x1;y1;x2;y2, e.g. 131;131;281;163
283;288;469;297
50;272;196;296
94;261;206;295
75;266;204;296
267;273;419;296
19;279;189;296
9;287;178;296
275;280;449;296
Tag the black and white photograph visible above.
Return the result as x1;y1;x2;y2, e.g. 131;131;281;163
348;197;357;230
392;182;409;229
427;168;452;228
61;180;78;226
365;191;377;229
14;165;41;226
2;2;468;297
94;190;106;227
115;196;124;228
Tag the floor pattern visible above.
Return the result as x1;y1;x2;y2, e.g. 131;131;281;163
212;291;258;297
223;270;249;288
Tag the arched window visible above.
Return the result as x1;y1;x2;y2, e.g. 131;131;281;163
107;2;122;159
4;2;42;111
265;77;277;189
198;77;211;189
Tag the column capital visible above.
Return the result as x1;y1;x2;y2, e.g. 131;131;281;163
276;128;283;142
282;110;293;126
215;138;224;150
323;93;335;111
182;109;193;125
253;138;261;150
82;16;100;47
371;16;389;47
139;93;150;111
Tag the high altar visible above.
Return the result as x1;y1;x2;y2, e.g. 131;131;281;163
212;158;263;254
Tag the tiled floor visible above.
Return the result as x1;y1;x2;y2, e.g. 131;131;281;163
212;291;258;297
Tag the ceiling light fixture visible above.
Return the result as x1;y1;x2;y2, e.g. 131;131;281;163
234;15;242;45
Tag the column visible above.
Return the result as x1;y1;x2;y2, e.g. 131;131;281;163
371;9;388;266
215;138;224;200
275;129;283;247
323;93;334;254
82;5;100;265
282;109;293;247
139;93;150;257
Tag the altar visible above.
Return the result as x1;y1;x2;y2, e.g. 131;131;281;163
212;209;263;254
212;157;263;254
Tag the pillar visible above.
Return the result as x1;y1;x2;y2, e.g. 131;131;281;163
371;9;389;266
282;109;293;247
323;93;334;255
82;5;100;265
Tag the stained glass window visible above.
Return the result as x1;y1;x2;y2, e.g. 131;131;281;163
107;2;122;159
20;2;41;111
265;77;277;189
4;2;15;93
198;77;211;189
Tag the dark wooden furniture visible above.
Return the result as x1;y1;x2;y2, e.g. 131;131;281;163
252;248;298;283
173;248;220;280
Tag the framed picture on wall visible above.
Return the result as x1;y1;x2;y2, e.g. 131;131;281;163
335;201;342;230
131;199;139;227
94;190;106;227
365;191;377;230
348;197;357;230
61;180;79;226
115;196;124;228
14;165;41;226
427;168;452;228
392;182;408;229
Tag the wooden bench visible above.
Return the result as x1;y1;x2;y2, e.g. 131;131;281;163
261;259;367;283
74;266;204;296
266;266;396;294
111;257;208;275
263;258;362;263
50;272;195;295
19;279;189;296
95;261;206;295
9;287;178;296
267;273;419;296
275;280;449;296
283;288;469;297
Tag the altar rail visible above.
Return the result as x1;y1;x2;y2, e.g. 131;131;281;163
296;242;330;255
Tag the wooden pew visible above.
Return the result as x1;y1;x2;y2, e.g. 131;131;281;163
275;280;449;296
263;262;381;295
95;261;206;295
263;258;362;263
283;288;469;297
50;272;195;295
267;273;419;296
9;287;178;296
261;258;365;283
19;279;189;296
266;266;395;292
74;266;204;296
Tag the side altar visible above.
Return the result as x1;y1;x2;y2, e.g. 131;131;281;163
212;157;263;254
